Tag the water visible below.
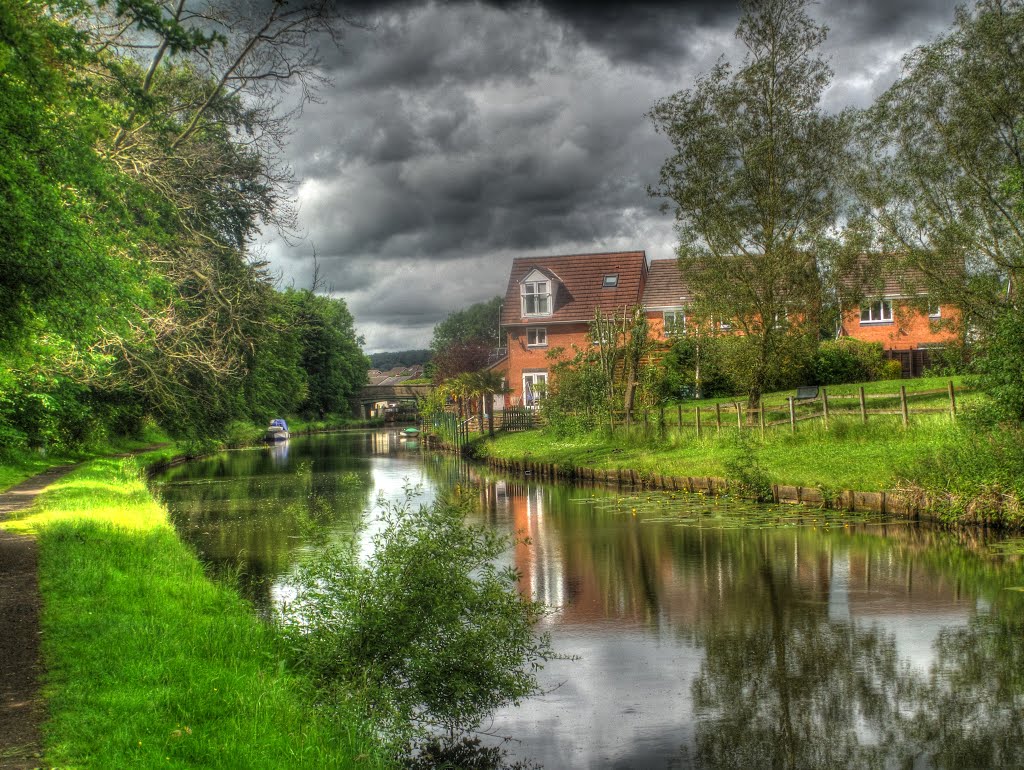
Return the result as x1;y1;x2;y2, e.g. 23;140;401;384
156;430;1024;769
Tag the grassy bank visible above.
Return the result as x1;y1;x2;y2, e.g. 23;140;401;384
1;454;389;769
477;377;1024;528
0;428;171;493
477;414;958;492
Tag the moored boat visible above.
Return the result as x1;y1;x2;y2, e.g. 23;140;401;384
265;418;289;442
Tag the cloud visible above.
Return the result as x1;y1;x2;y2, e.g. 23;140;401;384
261;0;965;351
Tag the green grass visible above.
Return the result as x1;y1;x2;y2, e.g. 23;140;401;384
0;428;172;492
479;412;963;493
650;376;973;429
1;454;390;769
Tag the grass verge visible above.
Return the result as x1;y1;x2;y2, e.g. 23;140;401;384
477;414;960;493
1;454;389;769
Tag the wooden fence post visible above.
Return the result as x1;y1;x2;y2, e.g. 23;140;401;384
948;380;957;422
822;387;829;428
859;386;867;424
659;405;666;439
695;406;702;438
900;385;909;428
677;403;683;431
758;398;765;436
735;403;742;430
788;397;796;433
715;403;722;433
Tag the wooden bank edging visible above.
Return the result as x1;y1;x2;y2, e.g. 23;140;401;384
480;455;937;522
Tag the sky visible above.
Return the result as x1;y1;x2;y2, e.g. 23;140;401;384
257;0;962;353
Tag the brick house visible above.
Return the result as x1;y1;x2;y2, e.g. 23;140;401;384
838;266;960;376
490;251;649;405
488;253;958;401
642;259;693;342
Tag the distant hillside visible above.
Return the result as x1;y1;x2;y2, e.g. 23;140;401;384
368;349;433;370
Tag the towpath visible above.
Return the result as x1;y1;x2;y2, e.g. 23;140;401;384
0;447;168;769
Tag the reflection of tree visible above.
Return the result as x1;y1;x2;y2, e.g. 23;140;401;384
690;538;1024;769
159;438;374;609
691;546;915;769
903;596;1024;768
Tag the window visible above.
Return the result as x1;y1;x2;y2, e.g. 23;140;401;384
603;274;619;288
663;309;685;337
928;302;941;319
522;372;547;406
860;299;893;324
527;327;547;347
522;280;551;316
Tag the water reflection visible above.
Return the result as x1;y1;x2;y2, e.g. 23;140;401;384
158;432;1024;768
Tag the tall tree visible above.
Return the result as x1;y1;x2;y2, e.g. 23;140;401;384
648;0;846;407
851;0;1024;327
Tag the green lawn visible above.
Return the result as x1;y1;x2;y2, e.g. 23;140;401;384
480;377;977;494
1;454;390;769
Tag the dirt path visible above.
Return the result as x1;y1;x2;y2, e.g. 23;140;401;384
0;464;79;770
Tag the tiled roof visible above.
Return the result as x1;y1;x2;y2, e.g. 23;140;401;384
838;255;962;298
500;251;647;326
642;259;692;307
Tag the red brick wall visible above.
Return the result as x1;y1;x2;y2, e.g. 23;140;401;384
840;301;959;350
504;323;591;403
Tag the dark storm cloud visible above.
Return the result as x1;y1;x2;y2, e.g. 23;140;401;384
263;0;965;351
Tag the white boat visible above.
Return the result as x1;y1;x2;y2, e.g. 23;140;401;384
265;419;290;442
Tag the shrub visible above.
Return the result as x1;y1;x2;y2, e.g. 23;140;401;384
282;488;557;754
812;339;891;385
973;307;1024;424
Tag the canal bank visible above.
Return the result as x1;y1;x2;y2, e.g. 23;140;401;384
0;451;390;769
467;420;1024;530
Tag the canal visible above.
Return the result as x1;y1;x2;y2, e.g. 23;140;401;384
155;430;1024;769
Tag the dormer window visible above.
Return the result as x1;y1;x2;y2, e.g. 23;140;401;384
521;269;553;316
603;274;619;288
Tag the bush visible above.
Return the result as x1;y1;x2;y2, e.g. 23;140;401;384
812;339;892;385
282;488;557;754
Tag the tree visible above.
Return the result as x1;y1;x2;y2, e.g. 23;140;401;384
284;289;368;419
429;339;495;384
648;0;846;408
430;297;503;352
851;0;1024;328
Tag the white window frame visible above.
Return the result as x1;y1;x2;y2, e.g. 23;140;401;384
521;280;552;316
860;299;893;324
603;274;619;288
928;302;941;319
522;372;547;405
526;327;548;347
663;309;685;337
